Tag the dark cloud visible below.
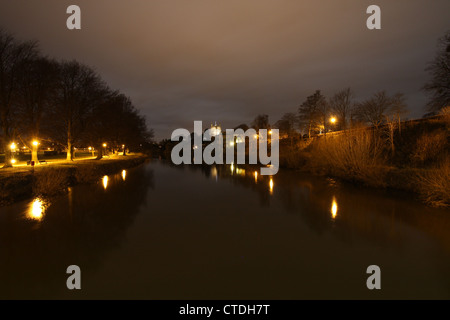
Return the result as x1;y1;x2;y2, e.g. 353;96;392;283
1;0;449;139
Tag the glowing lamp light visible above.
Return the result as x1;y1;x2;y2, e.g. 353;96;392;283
331;197;338;219
88;147;92;151
269;178;274;194
269;130;272;135
122;170;126;181
28;198;46;221
330;117;337;124
32;141;38;146
103;143;107;147
10;142;16;150
254;171;258;183
11;159;16;164
102;175;109;189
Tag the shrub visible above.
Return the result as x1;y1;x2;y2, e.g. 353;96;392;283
33;168;71;196
411;129;448;166
415;156;450;207
308;130;388;186
74;164;99;183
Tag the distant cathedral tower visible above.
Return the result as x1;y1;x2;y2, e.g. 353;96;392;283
210;121;221;137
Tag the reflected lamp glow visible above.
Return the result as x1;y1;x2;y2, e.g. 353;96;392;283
235;168;246;176
254;171;258;183
211;166;218;179
269;178;274;194
102;175;109;189
331;197;338;219
27;198;46;221
122;170;126;181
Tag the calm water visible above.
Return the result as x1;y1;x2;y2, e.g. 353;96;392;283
1;160;449;299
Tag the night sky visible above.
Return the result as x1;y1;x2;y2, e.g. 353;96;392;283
1;0;449;140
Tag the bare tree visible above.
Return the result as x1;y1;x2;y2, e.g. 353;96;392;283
251;114;270;131
48;60;106;160
82;91;153;159
424;30;450;113
298;90;326;138
384;114;397;155
0;29;38;167
329;87;354;131
275;112;297;145
354;91;392;130
16;57;59;163
387;93;408;134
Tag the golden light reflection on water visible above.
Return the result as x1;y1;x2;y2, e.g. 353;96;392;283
102;175;109;189
27;198;47;221
254;171;258;183
331;197;338;219
122;170;127;181
230;163;234;174
269;178;274;194
211;166;218;181
235;168;246;176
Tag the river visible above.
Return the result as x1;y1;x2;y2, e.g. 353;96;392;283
0;160;449;299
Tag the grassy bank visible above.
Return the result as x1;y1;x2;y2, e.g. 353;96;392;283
279;117;450;207
0;154;148;206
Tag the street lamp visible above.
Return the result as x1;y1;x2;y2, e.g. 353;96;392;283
31;140;39;164
330;117;337;124
10;143;16;167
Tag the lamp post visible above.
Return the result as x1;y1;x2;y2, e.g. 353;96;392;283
32;140;39;164
329;117;337;132
10;143;16;166
103;143;107;156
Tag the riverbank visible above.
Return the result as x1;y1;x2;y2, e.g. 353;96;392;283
278;117;449;208
0;153;149;206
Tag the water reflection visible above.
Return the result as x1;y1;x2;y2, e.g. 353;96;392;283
102;175;109;189
0;163;153;299
27;198;47;221
2;161;450;300
331;196;338;219
269;178;274;194
235;168;245;176
211;166;218;182
122;170;126;181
